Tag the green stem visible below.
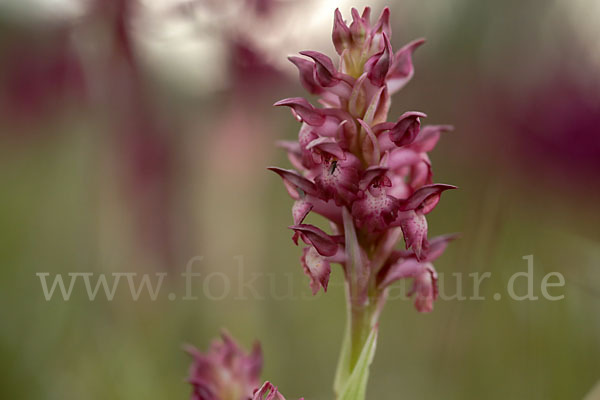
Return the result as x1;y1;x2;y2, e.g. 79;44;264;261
349;299;377;368
334;284;385;399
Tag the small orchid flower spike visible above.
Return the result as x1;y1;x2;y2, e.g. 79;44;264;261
185;332;262;400
185;332;304;400
270;7;458;397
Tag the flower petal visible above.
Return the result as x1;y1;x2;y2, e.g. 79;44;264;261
409;124;453;153
386;147;421;169
358;166;389;191
306;136;346;160
362;85;388;126
288;56;322;95
292;200;313;225
274;97;325;126
398;183;457;212
268;167;318;198
377;257;423;288
423;233;460;261
299;51;337;86
289;224;338;256
387;38;425;94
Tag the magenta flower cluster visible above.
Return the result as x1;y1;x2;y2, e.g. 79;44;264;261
270;7;456;313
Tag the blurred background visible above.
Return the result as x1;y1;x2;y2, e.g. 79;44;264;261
1;0;599;399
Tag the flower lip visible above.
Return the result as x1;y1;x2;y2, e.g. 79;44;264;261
399;210;428;259
351;189;399;232
301;246;331;295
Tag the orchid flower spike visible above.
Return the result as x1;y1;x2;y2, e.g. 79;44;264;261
271;7;457;313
